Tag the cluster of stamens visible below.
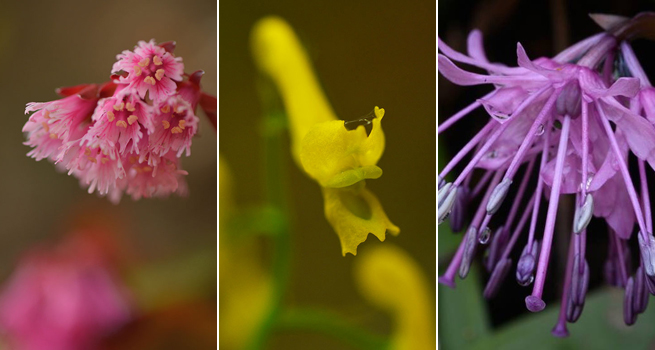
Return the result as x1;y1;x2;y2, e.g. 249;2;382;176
438;19;655;335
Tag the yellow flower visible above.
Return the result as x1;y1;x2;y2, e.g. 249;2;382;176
251;16;399;256
219;156;272;349
354;244;435;350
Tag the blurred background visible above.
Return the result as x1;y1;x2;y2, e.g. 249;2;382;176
0;0;216;348
439;0;655;349
220;0;435;348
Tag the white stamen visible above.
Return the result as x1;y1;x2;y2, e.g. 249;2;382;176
573;193;594;234
438;186;458;224
486;178;512;215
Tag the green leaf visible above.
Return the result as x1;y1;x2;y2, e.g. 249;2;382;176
438;266;491;350
468;288;655;350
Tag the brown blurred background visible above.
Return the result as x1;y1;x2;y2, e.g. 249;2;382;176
220;0;435;348
0;0;217;342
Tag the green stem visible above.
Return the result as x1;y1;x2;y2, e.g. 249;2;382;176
275;308;389;350
246;106;292;349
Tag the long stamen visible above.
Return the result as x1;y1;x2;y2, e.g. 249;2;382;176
452;85;552;188
526;115;571;312
438;91;495;133
567;232;589;323
581;102;590;200
471;170;494;198
501;88;560;183
460;171;504;278
439;121;495;179
527;120;553;247
479;158;537;243
504;158;536;230
639;160;653;233
552;231;575;337
440;171;503;286
500;193;536;262
613;230;629;286
597;102;649;236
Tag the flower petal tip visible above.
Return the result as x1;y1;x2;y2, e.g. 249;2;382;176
374;106;385;119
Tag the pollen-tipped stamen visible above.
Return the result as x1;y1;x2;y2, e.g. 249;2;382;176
517;240;539;286
553;232;575;337
598;102;650;241
438;184;458;224
486;178;512;215
573;194;594;234
624;277;636;325
527;115;572;312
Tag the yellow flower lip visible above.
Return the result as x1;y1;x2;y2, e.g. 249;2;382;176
300;106;386;188
323;186;400;256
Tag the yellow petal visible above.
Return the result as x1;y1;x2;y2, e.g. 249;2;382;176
218;156;272;349
300;107;386;188
353;244;434;350
322;184;399;256
219;242;272;349
251;16;337;165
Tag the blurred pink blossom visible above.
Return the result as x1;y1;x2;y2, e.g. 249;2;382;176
0;235;131;350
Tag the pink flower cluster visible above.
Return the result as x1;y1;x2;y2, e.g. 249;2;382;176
0;234;131;350
23;40;216;203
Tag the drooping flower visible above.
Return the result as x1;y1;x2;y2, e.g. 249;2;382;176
117;150;189;202
0;234;131;350
112;40;184;102
148;95;199;158
438;12;655;335
23;40;215;202
82;85;152;155
23;83;109;161
251;16;399;255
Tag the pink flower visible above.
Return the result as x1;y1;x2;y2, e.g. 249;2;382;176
82;87;152;155
176;70;217;129
148;95;199;158
112;40;184;102
23;40;214;202
0;236;131;350
438;14;655;336
117;151;188;202
23;84;101;161
64;144;125;196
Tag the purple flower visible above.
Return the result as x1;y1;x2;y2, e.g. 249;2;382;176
438;12;655;336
